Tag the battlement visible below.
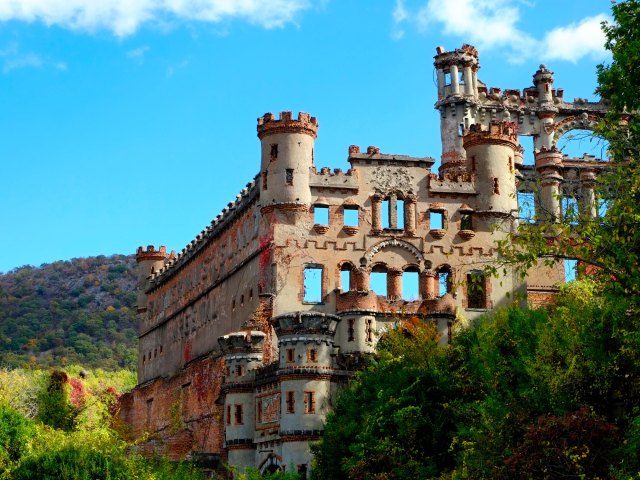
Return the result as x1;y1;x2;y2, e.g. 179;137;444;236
273;312;340;337
256;111;318;139
218;331;266;355
434;43;479;67
136;245;168;262
463;121;518;149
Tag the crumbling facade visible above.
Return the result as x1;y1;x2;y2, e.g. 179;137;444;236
118;45;609;476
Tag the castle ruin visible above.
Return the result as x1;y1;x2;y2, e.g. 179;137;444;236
118;45;609;476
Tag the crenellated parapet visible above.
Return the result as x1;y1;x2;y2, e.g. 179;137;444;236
463;121;519;149
273;312;340;337
218;331;266;355
136;245;169;263
257;111;318;139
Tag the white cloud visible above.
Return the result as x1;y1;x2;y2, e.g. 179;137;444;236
541;14;609;63
127;46;150;62
0;42;66;73
166;58;189;77
393;0;610;64
0;0;313;37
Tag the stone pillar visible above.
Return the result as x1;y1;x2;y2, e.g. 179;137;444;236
463;65;473;96
471;67;478;96
371;194;382;234
404;195;417;236
388;193;397;229
449;64;460;95
420;270;436;300
580;169;598;220
387;268;402;300
535;147;563;223
437;69;446;99
357;268;370;292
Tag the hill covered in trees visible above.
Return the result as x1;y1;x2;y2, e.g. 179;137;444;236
0;255;139;370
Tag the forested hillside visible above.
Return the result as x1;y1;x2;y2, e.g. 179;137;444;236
0;255;138;370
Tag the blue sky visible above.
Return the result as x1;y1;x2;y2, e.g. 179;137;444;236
0;0;612;273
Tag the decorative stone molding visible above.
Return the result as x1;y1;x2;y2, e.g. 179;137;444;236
430;229;446;239
459;230;476;240
313;224;329;235
342;225;359;236
371;167;414;193
362;238;425;266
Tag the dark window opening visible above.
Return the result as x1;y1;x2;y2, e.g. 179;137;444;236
493;177;500;194
286;348;295;363
235;365;244;377
461;213;473;230
471;155;476;172
257;400;262;423
314;205;329;225
226;405;231;425
348;319;355;342
286;391;295;413
262;171;268;190
467;271;486;309
304;391;315;414
285;168;294;186
308;349;317;363
270;144;278;159
366;319;373;343
235;404;243;424
303;266;323;303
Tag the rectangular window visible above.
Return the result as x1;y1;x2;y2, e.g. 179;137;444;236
565;259;578;282
402;270;419;301
286;391;295;414
517;192;535;223
370;271;387;297
396;199;405;229
262;171;268;190
460;213;473;230
226;405;231;425
348;319;355;342
308;349;318;363
562;196;579;225
438;270;450;296
303;266;323;303
381;199;390;228
234;404;243;424
304;391;315;414
314;205;329;225
270;144;278;159
343;206;359;227
257;400;263;423
235;365;244;377
430;211;444;230
286;348;295;363
366;319;373;343
285;168;294;186
467;272;486;309
340;269;351;291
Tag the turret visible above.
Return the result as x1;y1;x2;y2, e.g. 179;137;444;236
219;330;266;471
274;312;339;474
463;122;519;217
257;111;318;207
533;64;554;106
434;45;479;174
135;245;168;312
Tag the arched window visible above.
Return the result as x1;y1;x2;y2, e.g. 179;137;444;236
436;265;453;297
381;192;405;230
466;270;488;309
340;262;355;292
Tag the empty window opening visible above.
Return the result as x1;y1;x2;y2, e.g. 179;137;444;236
438;269;451;297
519;136;535;166
402;270;419;300
458;70;464;85
235;365;244;377
286;348;295;363
225;366;230;377
447;323;453;344
471;155;476;172
286;391;295;413
232;299;236;311
366;319;373;343
460;213;473;230
340;269;351;291
262;171;268;190
240;294;244;306
517;192;535;223
235;404;243;424
249;289;253;300
304;391;315;414
304;266;323;303
226;405;231;425
270;144;278;159
257;400;263;423
396;199;405;229
493;177;500;194
458;123;464;136
565;259;578;282
597;198;609;218
285;168;294;186
344;206;359;227
562;196;579;225
381;199;391;229
308;349;318;363
467;272;487;309
508;156;513;173
314;205;329;225
444;71;451;86
430;211;444;230
370;267;388;297
348;319;355;342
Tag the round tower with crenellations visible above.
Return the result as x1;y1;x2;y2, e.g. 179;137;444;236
135;245;168;313
257;111;318;208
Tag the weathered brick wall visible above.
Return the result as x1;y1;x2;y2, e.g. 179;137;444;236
118;355;226;463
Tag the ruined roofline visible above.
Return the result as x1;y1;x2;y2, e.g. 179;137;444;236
146;174;260;290
347;144;435;167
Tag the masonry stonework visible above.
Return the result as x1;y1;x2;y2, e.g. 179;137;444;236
118;45;609;476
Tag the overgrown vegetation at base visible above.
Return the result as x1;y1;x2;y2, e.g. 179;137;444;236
312;283;640;479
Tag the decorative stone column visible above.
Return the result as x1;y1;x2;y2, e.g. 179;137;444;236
463;64;474;96
449;64;460;95
404;195;417;236
579;168;598;220
420;270;436;300
371;194;382;234
387;268;402;300
388;193;398;229
534;146;563;223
